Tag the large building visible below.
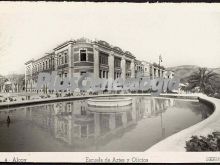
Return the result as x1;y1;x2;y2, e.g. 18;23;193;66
25;38;174;92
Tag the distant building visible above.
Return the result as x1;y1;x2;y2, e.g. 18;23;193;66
163;70;175;79
24;38;173;92
0;74;25;93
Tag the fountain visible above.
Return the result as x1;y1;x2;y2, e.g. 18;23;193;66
87;97;132;107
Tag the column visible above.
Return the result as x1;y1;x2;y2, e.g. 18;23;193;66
131;59;135;78
151;66;154;79
24;66;27;92
54;55;58;70
30;64;33;92
160;69;163;78
155;68;159;78
106;71;108;78
68;44;73;78
121;55;126;80
147;64;151;78
108;51;114;80
162;71;165;78
93;45;99;79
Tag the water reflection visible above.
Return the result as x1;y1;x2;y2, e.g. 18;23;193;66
0;97;212;151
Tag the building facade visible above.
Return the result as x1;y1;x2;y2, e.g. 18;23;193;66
25;38;174;92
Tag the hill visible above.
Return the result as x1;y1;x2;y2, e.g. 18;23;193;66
167;65;220;83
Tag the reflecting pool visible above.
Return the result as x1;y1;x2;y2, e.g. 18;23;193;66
0;96;213;151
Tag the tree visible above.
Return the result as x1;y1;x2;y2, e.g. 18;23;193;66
6;74;25;92
187;67;218;95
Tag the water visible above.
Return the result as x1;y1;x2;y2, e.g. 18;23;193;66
0;96;213;152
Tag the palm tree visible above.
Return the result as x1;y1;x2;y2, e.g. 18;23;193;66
187;67;218;95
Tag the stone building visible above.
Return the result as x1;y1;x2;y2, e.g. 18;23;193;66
134;60;171;79
25;38;173;92
0;74;25;93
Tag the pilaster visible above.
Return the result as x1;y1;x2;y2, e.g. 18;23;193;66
93;45;99;79
121;55;126;80
108;51;114;80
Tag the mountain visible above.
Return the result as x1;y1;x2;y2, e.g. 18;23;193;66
167;65;199;83
167;65;220;83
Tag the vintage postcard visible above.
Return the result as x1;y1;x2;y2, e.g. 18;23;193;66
0;1;220;163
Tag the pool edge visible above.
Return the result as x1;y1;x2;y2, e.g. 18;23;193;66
145;94;220;152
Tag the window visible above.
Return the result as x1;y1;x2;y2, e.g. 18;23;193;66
80;71;86;75
80;50;87;61
45;61;48;69
64;53;68;63
114;58;121;68
59;55;61;65
65;55;67;64
62;56;64;64
64;73;67;77
99;70;102;78
103;71;105;78
48;59;51;68
99;52;108;65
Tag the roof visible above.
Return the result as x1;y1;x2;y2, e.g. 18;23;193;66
24;59;35;65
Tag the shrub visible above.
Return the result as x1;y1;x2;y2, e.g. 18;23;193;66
185;132;220;151
214;93;220;99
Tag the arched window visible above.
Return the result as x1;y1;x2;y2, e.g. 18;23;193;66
45;61;48;69
62;56;64;64
48;59;51;68
64;53;68;63
59;55;61;65
43;62;45;70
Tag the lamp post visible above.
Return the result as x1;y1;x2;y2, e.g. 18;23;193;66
158;54;165;137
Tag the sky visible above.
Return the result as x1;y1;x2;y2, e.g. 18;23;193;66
0;2;220;76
